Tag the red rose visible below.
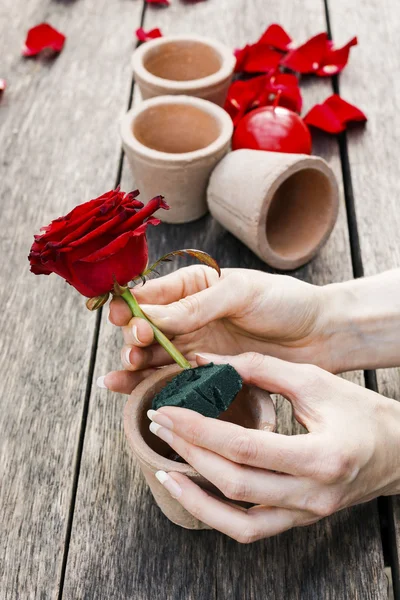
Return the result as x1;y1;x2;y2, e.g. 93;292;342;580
29;189;169;297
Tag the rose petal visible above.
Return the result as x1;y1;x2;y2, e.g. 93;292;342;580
145;0;170;5
281;32;328;73
257;24;293;52
303;94;367;133
235;43;282;73
22;23;66;57
136;27;163;42
224;75;269;125
317;37;358;76
282;32;357;76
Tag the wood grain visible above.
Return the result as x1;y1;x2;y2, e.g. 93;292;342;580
326;0;400;590
63;0;386;598
0;0;141;598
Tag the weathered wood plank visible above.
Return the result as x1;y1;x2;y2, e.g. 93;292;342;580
327;0;400;589
65;0;386;597
0;0;141;598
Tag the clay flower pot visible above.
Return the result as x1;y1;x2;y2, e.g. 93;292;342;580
124;364;276;530
207;149;339;270
132;35;236;106
120;95;233;224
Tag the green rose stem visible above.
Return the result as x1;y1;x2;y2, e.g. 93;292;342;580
120;288;192;370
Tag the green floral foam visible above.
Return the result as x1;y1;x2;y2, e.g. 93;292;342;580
152;363;243;418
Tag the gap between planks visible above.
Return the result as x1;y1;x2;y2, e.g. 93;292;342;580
57;3;149;598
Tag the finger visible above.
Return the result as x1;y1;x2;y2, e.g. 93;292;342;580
149;412;317;477
133;264;220;304
121;344;175;371
122;317;155;347
195;351;319;400
139;277;245;336
150;422;315;506
109;265;220;326
156;471;308;543
98;368;157;394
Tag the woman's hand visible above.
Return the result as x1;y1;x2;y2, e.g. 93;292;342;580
102;266;339;392
147;352;400;543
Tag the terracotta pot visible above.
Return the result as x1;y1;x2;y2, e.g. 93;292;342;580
132;35;236;106
124;364;276;530
207;149;340;270
120;95;233;223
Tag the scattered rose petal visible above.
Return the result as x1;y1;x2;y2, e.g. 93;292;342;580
234;43;282;73
257;71;302;113
224;71;302;126
136;27;163;42
145;0;170;5
0;79;6;93
257;24;293;52
224;75;269;125
22;23;66;57
303;94;367;133
281;32;357;76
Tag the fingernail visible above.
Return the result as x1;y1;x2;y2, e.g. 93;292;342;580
96;376;107;389
195;352;214;362
124;347;131;365
147;409;174;430
106;307;112;325
149;422;173;445
132;324;141;344
155;470;182;499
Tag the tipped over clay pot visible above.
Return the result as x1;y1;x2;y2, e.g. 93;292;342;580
207;149;339;270
124;364;276;530
121;95;233;223
132;35;236;106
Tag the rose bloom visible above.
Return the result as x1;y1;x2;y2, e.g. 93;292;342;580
28;189;169;297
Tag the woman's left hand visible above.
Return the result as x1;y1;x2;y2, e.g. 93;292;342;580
148;352;400;543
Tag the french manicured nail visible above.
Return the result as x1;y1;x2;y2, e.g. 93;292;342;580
124;347;131;365
96;376;107;389
155;470;182;499
147;409;174;430
132;325;141;344
149;422;173;445
195;352;214;361
107;307;112;324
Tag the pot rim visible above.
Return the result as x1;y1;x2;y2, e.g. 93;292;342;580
123;363;276;475
120;95;233;163
132;34;236;91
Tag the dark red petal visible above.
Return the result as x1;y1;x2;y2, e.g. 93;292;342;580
239;44;282;73
257;24;293;52
281;32;328;73
0;79;6;93
145;0;170;5
303;94;366;133
112;195;169;235
72;233;149;297
257;71;302;113
234;45;251;73
22;23;66;57
136;27;163;42
317;36;358;76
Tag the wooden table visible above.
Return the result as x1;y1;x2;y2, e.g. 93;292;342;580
1;0;399;598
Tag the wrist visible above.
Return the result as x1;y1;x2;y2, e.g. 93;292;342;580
381;398;400;496
319;272;400;372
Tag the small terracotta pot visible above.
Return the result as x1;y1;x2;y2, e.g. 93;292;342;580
132;35;236;106
207;149;340;270
120;95;233;223
124;364;276;530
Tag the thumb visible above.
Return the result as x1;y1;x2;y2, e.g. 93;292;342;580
140;278;242;335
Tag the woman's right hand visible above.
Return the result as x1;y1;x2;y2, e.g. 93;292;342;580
103;266;340;394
